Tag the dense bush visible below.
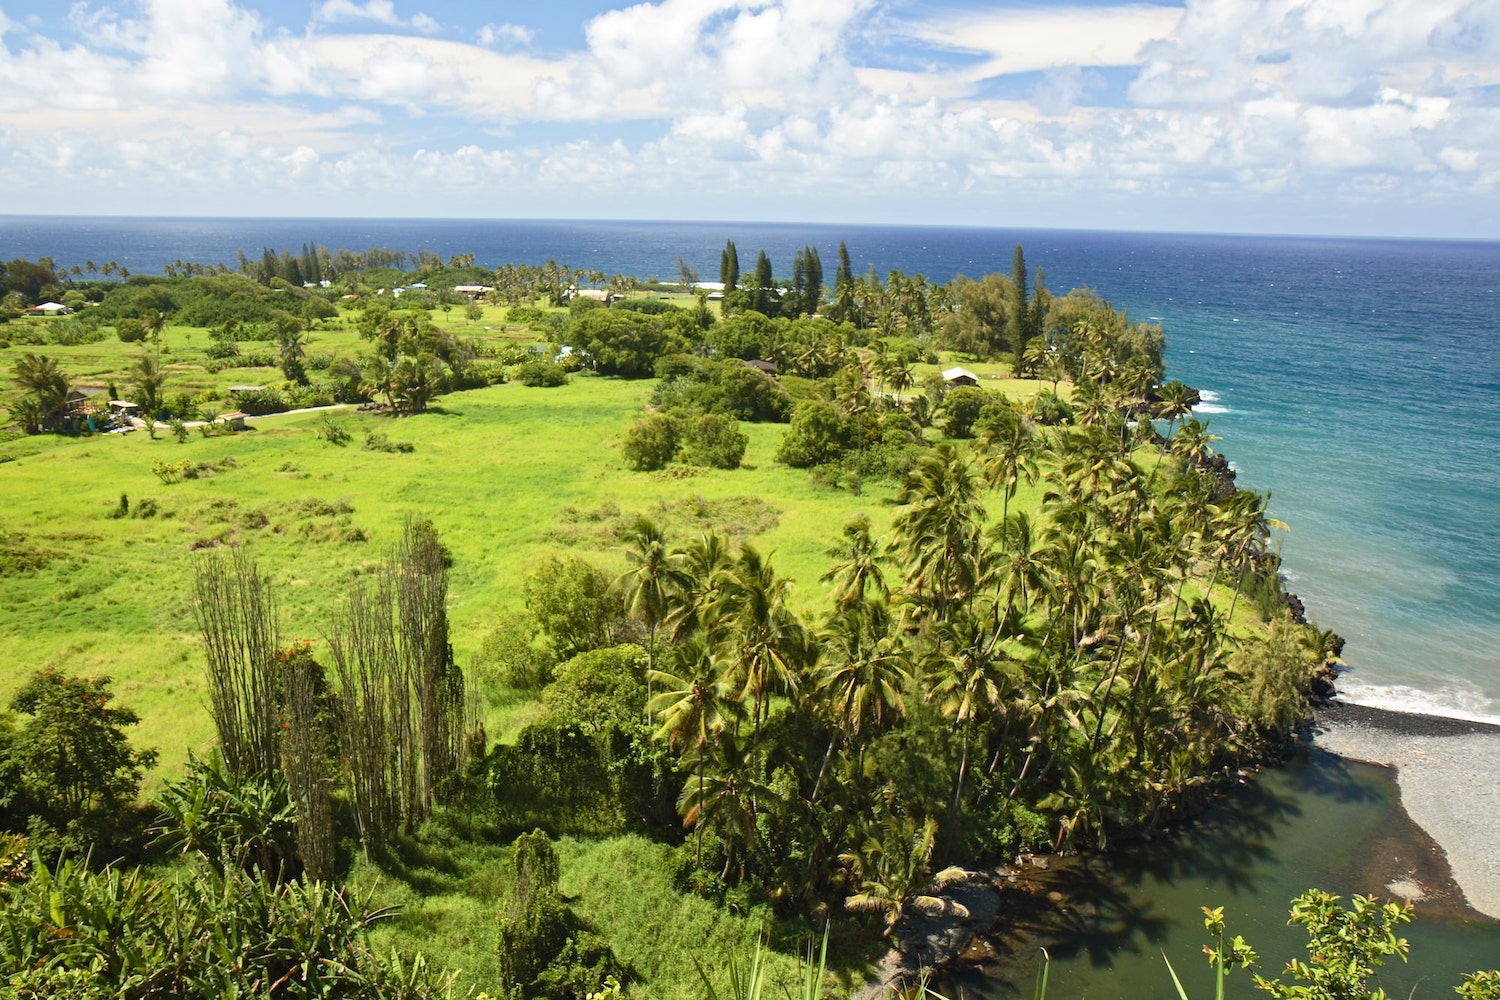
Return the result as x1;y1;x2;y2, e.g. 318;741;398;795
774;399;849;468
621;413;678;471
678;412;747;469
516;361;569;387
231;386;290;415
649;359;792;423
0;853;456;998
496;830;625;1000
3;672;157;855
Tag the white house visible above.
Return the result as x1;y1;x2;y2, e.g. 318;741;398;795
942;366;980;387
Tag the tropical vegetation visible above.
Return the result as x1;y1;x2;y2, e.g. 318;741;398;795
2;241;1485;998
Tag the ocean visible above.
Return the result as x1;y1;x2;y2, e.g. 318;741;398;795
4;216;1498;723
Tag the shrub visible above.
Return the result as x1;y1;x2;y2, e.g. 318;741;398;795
679;412;747;469
516;361;569;387
621;413;678;471
231;386;288;415
475;611;558;690
775;399;849;468
938;385;990;438
363;431;414;453
317;416;351;446
6;672;157;850
0;854;457;998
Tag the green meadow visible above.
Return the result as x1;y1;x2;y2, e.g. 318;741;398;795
1;303;1061;777
1;369;902;771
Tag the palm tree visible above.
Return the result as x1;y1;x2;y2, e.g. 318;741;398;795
818;603;909;743
925;603;1018;821
1171;417;1219;468
1153;380;1195;440
979;417;1040;525
11;352;68;420
678;733;766;881
890;445;988;621
713;544;808;737
616;515;692;708
129;352;167;418
144;309;168;366
672;531;734;641
841;813;969;936
819;514;890;611
650;636;738;867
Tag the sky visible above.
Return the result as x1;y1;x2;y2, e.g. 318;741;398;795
0;0;1497;237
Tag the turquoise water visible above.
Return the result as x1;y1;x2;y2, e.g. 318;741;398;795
3;219;1497;718
966;749;1500;998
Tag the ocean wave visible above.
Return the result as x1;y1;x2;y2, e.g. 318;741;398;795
1193;403;1230;414
1335;679;1500;727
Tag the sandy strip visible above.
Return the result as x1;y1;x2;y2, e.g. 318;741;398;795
1312;701;1500;919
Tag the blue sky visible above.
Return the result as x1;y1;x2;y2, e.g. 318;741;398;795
0;0;1496;237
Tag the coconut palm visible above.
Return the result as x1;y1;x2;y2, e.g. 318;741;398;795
820;514;890;611
10;352;68;428
651;636;739;867
1171;417;1219;467
890;445;988;620
672;531;734;641
841;813;970;936
978;417;1040;525
678;733;769;881
616;515;691;685
129;352;167;417
712;544;809;736
1154;379;1195;440
818;603;909;743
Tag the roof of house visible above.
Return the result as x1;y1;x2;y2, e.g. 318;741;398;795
942;366;979;383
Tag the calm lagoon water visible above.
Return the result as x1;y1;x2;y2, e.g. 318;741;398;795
968;749;1500;998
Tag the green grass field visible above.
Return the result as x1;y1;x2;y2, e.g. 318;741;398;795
2;300;1073;777
1;366;920;773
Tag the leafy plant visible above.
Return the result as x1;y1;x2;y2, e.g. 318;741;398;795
7;671;156;849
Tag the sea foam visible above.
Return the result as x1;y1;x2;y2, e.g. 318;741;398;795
1335;679;1500;728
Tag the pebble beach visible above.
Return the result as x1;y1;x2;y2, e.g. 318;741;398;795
1312;701;1500;920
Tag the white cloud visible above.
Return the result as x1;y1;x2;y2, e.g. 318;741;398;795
478;22;532;48
0;0;1497;232
313;0;401;26
906;4;1183;80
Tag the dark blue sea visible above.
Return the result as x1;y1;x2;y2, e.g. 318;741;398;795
4;215;1499;722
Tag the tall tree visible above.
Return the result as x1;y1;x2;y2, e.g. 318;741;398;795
719;239;740;315
749;250;776;317
829;240;857;326
1008;243;1030;372
615;516;691;702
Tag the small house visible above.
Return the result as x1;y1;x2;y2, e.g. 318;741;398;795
27;302;70;316
942;366;979;387
743;359;779;378
219;411;247;431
